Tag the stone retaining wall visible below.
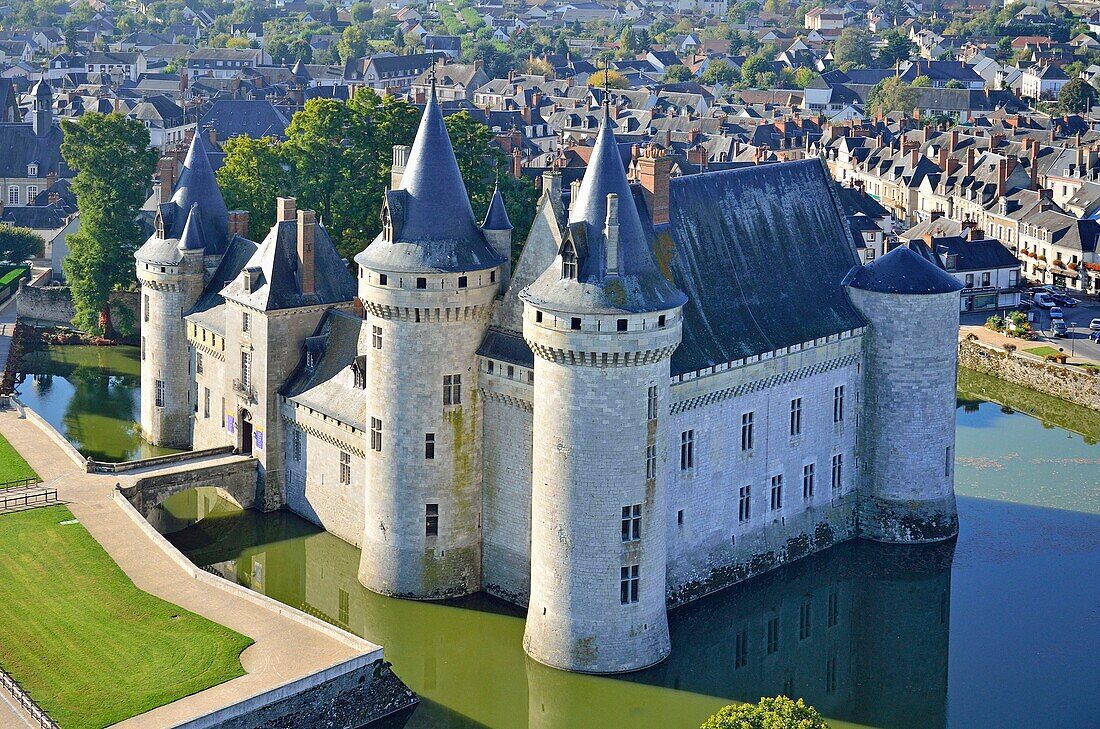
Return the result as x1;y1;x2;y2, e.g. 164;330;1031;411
16;282;138;330
958;337;1100;411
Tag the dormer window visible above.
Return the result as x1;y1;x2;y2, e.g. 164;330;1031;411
562;248;577;279
27;163;38;177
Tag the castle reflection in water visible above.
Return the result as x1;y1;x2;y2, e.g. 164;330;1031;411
175;508;953;729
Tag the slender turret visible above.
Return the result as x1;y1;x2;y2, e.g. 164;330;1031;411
846;245;963;542
355;86;505;599
520;108;686;673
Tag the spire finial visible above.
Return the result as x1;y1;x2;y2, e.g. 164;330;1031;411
427;39;437;97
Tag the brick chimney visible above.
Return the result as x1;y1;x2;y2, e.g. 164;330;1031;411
945;156;960;177
277;196;296;222
965;147;976;176
228;210;249;237
157;156;176;204
997;157;1009;198
636;146;671;226
512;147;522;179
297;209;315;296
949;129;959;152
968;225;984;241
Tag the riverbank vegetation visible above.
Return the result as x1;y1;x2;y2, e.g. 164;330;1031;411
0;505;252;729
0;431;36;484
700;696;829;728
958;368;1100;443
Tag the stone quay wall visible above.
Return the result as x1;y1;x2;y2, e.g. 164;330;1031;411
958;337;1100;411
16;281;138;330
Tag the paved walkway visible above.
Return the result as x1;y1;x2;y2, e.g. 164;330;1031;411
960;324;1100;365
0;408;376;728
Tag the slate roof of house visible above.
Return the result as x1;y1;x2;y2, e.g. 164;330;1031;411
523;109;687;315
916;236;1020;272
0;204;67;230
221;218;356;312
652;158;865;373
197;99;290;139
186;235;259;334
477;326;535;367
0;122;63;177
281;310;367;430
847;244;963;294
355;88;503;274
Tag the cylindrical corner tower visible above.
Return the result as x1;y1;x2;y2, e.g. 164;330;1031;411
521;304;681;673
846;245;964;543
355;85;505;599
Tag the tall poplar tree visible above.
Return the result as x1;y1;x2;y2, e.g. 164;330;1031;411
61;113;156;336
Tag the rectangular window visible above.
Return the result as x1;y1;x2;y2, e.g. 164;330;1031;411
370;417;382;452
620;504;641;542
741;412;754;451
803;463;815;500
680;430;694;470
619;564;639;605
421;433;434;459
767;616;779;654
203;387;210;418
141;336;145;361
965;273;974;288
339;451;351;485
425;503;438;536
833;385;845;423
443;374;462;405
945;446;952;477
143;294;149;322
790;398;802;436
240;351;251;388
981;271;991;287
196;352;203;374
734;629;748;669
458;275;468;288
372;325;382;349
416;277;427;289
242;311;250;333
831;453;843;493
770;474;783;511
645;443;656;479
155;379;165;407
379;273;388;286
646;385;658;420
738;485;751;523
293;428;302;461
828;589;839;628
570;317;581;330
799;600;812;640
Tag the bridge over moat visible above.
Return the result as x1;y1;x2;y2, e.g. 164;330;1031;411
118;457;259;533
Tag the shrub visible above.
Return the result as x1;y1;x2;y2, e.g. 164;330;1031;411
986;314;1005;332
700;696;829;729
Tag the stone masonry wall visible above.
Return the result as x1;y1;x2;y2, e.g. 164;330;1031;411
17;282;138;329
959;337;1100;411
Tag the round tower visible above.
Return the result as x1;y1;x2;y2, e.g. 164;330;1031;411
355;87;505;599
845;245;964;543
520;110;687;673
136;133;228;449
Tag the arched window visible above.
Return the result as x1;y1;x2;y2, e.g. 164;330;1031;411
7;186;18;205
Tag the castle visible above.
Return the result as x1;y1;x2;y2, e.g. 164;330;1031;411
137;89;963;674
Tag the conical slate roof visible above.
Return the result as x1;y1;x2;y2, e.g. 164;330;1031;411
291;58;311;81
355;87;503;273
846;245;964;295
31;77;52;99
178;203;205;251
522;108;686;314
482;186;512;231
168;133;228;251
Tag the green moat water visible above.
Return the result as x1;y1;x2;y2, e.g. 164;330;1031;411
15;345;1099;727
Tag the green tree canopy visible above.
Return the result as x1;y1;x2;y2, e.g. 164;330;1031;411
338;23;370;63
61;113;156;336
741;54;771;86
1058;77;1097;114
699;59;740;86
867;76;920;115
701;696;830;729
587;68;630;89
663;64;693;82
833;26;873;68
877;28;916;67
351;1;373;21
0;226;44;263
216;136;288;241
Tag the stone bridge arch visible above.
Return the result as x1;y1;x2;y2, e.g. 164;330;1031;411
119;458;259;533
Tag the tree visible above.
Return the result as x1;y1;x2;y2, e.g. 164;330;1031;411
701;697;829;729
911;75;932;87
1058;77;1097;114
833;26;873;68
216;136;288;240
351;2;373;22
699;59;740;86
877;28;916;67
663;64;693;82
619;26;638;56
945;79;965;89
587;68;630;89
465;39;516;79
61;113;156;336
0;227;44;263
338;23;370;63
393;26;405;49
740;54;771;86
867;77;920;115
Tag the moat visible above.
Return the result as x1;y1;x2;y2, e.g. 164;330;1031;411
14;346;1100;728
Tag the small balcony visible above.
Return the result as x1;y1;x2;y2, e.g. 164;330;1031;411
232;378;256;404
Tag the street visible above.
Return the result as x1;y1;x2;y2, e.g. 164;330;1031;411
960;297;1100;363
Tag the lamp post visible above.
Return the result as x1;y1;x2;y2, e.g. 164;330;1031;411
1070;322;1077;357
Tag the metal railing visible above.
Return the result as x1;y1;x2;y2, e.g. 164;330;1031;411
0;477;41;490
0;666;59;729
0;488;57;512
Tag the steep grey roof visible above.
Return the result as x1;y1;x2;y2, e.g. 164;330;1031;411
222;219;356;311
477;327;534;367
482;186;512;231
178;204;205;250
0;123;63;177
655;159;866;374
523;110;687;315
282;310;367;430
354;90;503;273
167;133;228;249
197;100;289;140
846;245;964;295
186;235;259;333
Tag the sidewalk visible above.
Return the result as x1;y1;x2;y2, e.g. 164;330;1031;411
0;408;379;728
960;324;1100;365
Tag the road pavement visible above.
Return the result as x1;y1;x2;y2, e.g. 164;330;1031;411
960;295;1100;364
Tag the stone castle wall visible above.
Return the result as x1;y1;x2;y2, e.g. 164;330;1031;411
958;337;1100;411
17;282;138;329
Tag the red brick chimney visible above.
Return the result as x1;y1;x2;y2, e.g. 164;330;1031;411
297;208;315;296
949;129;959;152
277;196;296;222
511;147;522;179
965;147;976;176
157;156;176;204
228;210;250;237
636;146;671;226
997;157;1009;197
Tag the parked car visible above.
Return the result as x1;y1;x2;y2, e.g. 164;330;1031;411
1090;318;1100;331
1051;319;1068;337
1033;293;1056;308
1050;293;1078;307
1049;306;1064;320
1091;331;1100;343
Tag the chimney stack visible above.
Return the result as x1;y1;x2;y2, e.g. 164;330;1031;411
997;157;1009;198
604;193;619;275
965;147;975;176
157;156;176;204
949;129;959;152
228;210;250;237
297;209;316;296
636;146;671;226
277;196;296;222
968;225;983;241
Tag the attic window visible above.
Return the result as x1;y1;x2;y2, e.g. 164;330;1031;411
27;163;37;177
562;248;578;279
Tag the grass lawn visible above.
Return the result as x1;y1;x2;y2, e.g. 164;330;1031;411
1023;345;1062;358
0;431;37;485
0;266;26;286
0;505;253;729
